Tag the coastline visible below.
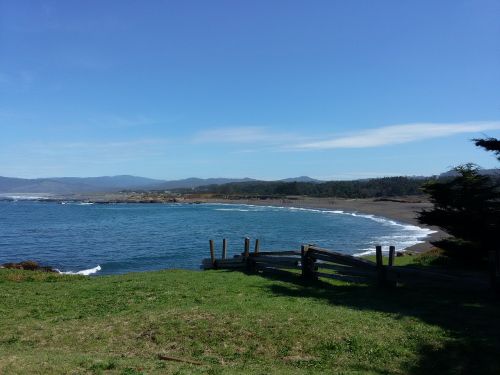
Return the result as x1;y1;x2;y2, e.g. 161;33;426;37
1;193;448;254
189;196;448;253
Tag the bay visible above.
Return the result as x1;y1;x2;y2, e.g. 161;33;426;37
0;201;434;275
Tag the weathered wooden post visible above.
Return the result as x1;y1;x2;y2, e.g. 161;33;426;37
254;239;260;255
209;239;216;267
388;246;395;267
222;238;227;260
387;245;397;287
244;237;255;272
244;237;250;257
301;244;308;278
375;245;386;286
301;244;317;281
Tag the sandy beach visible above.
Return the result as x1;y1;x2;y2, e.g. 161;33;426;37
190;196;448;253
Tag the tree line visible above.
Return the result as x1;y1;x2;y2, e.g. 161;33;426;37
176;176;432;198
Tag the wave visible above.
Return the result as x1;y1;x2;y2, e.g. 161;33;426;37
215;208;251;212
0;194;50;201
59;201;94;206
58;265;101;275
210;203;436;254
212;203;434;231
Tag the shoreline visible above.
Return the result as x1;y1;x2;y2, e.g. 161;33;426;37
189;196;448;253
1;194;448;254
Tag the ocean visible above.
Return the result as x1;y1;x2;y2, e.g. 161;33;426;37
0;200;435;275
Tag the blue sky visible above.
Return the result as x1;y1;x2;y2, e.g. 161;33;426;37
1;0;499;180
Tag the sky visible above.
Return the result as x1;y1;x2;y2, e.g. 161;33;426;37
1;0;499;180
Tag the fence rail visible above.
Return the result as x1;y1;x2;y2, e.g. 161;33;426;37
202;237;496;290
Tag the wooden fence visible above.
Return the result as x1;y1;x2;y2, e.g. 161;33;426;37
202;238;494;290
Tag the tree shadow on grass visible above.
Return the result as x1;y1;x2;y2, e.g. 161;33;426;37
251;270;500;375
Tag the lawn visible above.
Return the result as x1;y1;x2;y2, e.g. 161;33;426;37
0;266;499;374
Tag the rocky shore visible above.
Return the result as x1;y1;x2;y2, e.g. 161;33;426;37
1;261;57;272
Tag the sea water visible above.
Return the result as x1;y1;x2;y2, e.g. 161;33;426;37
0;200;434;275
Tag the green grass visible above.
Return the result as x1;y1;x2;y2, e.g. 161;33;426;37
1;268;499;374
363;248;451;267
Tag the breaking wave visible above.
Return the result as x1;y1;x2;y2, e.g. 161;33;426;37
59;265;101;275
210;203;436;255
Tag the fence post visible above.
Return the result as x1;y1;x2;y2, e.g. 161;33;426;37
388;246;395;267
222;238;227;260
301;245;308;278
301;245;317;281
244;237;255;272
376;245;387;286
244;237;250;257
387;245;396;287
209;240;216;268
254;239;260;255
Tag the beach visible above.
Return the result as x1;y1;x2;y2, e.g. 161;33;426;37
31;192;448;254
188;196;448;253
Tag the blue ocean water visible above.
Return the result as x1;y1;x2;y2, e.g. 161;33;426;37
0;201;434;275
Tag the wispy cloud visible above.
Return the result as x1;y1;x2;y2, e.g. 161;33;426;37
4;138;171;166
53;138;169;150
193;126;301;145
0;137;174;178
294;121;500;150
88;115;158;129
192;121;500;151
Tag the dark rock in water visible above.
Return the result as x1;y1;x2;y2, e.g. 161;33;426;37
1;261;57;272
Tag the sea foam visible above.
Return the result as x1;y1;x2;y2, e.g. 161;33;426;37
0;194;50;201
59;265;101;275
209;203;436;255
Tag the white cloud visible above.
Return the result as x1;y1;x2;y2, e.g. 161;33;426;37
295;121;500;150
192;121;500;151
193;127;270;143
193;126;300;144
5;139;171;166
55;138;169;150
89;115;156;129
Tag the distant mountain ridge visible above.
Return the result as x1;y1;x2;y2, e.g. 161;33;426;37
151;177;256;190
0;175;327;194
0;175;165;194
279;176;323;183
0;175;263;194
3;170;496;195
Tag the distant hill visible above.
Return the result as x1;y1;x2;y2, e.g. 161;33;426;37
55;175;166;189
279;176;323;183
439;168;500;178
5;170;496;195
0;175;165;194
150;177;256;190
0;175;258;194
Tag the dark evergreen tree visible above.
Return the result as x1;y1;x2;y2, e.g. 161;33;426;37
419;138;500;258
474;137;500;160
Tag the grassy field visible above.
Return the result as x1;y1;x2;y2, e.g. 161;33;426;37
363;248;448;267
1;264;499;374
